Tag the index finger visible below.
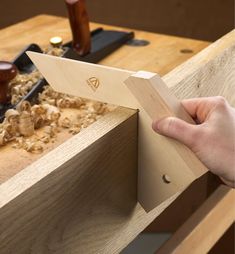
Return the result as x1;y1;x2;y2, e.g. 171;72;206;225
181;97;223;123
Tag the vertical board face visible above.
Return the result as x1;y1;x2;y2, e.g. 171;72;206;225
0;108;139;254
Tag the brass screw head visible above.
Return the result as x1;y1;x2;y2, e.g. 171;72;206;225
50;36;63;48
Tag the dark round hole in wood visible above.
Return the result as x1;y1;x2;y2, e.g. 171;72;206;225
180;48;194;54
162;174;171;184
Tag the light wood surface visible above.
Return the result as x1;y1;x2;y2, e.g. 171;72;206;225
0;15;234;254
27;52;207;211
27;51;135;108
125;72;207;209
156;186;235;254
164;29;235;107
0;15;209;185
126;72;194;123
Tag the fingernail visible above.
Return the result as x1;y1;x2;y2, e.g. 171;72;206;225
152;120;160;132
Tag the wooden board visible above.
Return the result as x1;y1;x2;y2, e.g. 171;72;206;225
1;15;234;254
125;72;207;209
156;186;235;254
165;29;235;107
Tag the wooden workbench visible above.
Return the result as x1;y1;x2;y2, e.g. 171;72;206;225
0;12;211;225
1;15;233;253
0;14;209;183
0;15;210;73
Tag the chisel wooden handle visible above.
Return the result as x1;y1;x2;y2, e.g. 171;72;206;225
65;0;91;56
0;61;17;104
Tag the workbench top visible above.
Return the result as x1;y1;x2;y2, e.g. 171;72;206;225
0;15;210;75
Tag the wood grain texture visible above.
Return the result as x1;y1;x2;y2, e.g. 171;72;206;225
0;15;209;185
165;29;235;107
0;107;178;254
0;15;234;254
156;186;235;254
0;108;139;254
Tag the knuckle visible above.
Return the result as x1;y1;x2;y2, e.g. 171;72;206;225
214;96;227;109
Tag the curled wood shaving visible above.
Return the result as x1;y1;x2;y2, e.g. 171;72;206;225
43;123;59;138
8;46;63;106
60;117;71;128
24;140;43;154
18;111;34;137
12;137;43;154
68;125;81;135
39;85;84;109
43;104;61;123
9;71;42;105
16;100;31;113
0;130;8;145
44;47;64;57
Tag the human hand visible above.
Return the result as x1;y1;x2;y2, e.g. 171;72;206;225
152;96;235;187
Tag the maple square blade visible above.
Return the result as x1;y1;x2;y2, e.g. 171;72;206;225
27;51;136;108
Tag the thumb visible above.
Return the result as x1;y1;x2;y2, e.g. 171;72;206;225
152;117;199;149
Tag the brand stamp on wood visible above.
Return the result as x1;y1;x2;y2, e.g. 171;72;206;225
87;77;100;91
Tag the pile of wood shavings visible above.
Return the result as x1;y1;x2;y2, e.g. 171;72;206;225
0;95;111;153
1;46;112;153
9;45;64;105
9;70;42;105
